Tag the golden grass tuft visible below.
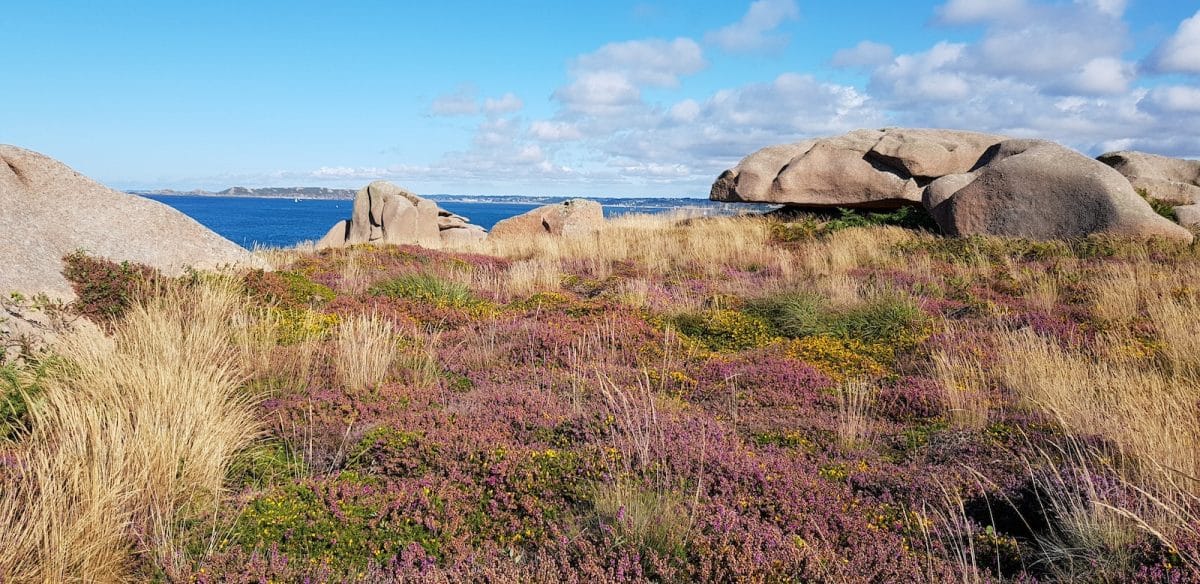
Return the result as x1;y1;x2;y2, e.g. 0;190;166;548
0;280;262;582
995;328;1200;487
461;212;776;281
335;313;399;392
835;378;878;449
930;349;991;430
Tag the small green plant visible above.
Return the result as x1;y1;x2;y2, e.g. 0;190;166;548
751;291;930;348
1137;187;1177;221
1;362;45;441
369;274;476;307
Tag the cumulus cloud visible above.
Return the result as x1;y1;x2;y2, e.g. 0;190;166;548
704;0;799;53
1145;85;1200;114
831;41;894;68
554;38;705;116
529;120;583;141
430;85;479;116
1150;10;1200;74
483;93;524;115
936;0;1029;24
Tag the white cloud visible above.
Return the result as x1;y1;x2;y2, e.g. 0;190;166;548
1070;57;1134;95
574;38;705;87
1080;0;1126;18
554;38;705;116
1150;10;1200;74
704;0;799;53
1145;85;1200;114
430;85;478;116
872;42;972;102
936;0;1029;24
529;120;583;141
831;41;894;68
483;93;524;115
668;99;701;123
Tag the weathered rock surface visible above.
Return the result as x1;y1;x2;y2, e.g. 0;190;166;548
1098;150;1200;205
713;129;1194;241
1;295;99;365
315;181;486;250
488;199;605;239
711;128;1004;208
1176;204;1200;228
925;140;1192;241
0;145;267;299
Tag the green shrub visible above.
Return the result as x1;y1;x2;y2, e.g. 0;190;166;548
243;270;335;307
1137;187;1177;221
61;251;160;324
751;292;930;348
2;365;38;441
369;274;476;307
833;294;930;347
747;292;831;338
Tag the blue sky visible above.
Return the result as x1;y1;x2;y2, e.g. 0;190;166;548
2;0;1199;197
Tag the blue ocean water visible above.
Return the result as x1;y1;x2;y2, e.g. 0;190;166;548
142;195;730;249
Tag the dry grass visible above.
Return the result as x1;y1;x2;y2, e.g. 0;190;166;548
0;280;262;582
835;378;877;449
1029;440;1144;579
799;226;922;277
335;313;398;392
930;349;991;430
338;248;371;295
591;476;693;557
252;242;312;270
397;327;441;390
504;257;563;297
995;328;1200;488
459;212;776;282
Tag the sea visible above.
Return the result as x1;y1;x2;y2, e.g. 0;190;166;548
142;195;765;249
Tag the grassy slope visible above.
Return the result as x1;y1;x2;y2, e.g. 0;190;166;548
3;211;1200;582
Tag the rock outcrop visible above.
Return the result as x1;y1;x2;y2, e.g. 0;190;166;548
1097;150;1200;206
0;145;267;299
925;140;1191;241
315;181;486;250
488;199;605;239
710;128;1004;208
711;129;1193;242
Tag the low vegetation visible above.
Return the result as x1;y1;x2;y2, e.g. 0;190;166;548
3;210;1200;581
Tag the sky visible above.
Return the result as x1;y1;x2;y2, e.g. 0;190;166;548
2;0;1199;197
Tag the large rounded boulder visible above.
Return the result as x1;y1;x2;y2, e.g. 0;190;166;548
710;128;1004;208
315;181;486;250
1097;150;1200;206
488;199;605;239
0;145;267;299
925;140;1192;241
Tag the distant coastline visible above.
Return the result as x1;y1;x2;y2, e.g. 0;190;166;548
128;187;725;208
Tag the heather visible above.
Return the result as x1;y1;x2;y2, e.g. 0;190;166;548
3;212;1200;582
